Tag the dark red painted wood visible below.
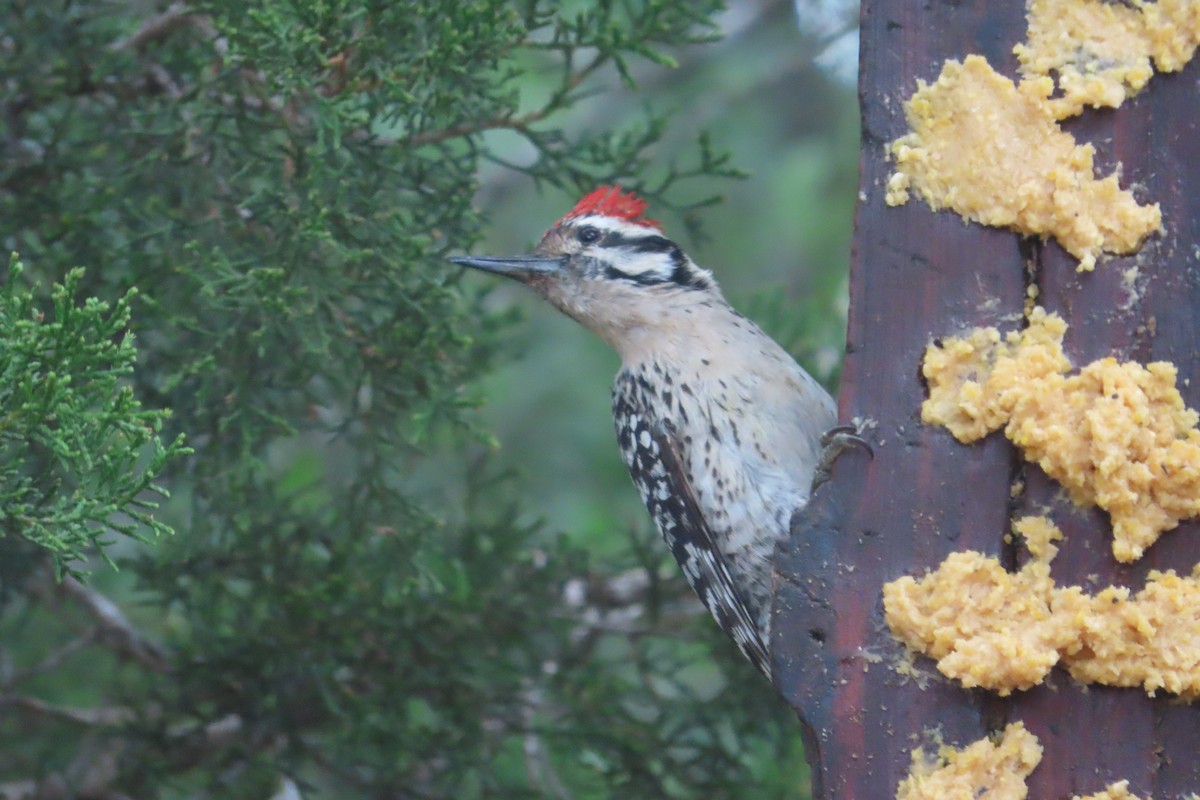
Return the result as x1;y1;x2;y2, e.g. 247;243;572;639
773;2;1200;798
1010;43;1200;800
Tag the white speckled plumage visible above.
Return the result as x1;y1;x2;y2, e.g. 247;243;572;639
455;187;837;679
611;295;834;676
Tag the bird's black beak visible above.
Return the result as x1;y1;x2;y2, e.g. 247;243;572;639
450;255;565;281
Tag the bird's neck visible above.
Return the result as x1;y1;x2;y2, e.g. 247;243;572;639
608;293;747;368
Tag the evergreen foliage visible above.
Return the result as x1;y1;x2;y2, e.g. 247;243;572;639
0;258;188;571
1;1;825;797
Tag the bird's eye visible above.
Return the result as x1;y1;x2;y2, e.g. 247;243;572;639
577;226;601;245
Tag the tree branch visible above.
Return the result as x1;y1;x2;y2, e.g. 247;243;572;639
109;2;201;53
396;51;608;148
0;693;134;726
403;111;545;148
55;577;170;673
5;634;95;687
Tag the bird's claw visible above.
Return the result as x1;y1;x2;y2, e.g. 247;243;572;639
819;423;867;451
810;423;874;493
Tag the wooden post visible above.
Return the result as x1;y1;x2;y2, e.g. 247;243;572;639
772;2;1200;797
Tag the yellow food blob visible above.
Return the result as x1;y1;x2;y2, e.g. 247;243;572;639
897;724;1145;800
902;724;1152;796
922;309;1200;562
885;517;1200;698
1069;568;1200;696
1074;781;1143;800
883;517;1080;696
1017;0;1200;118
896;723;1042;800
885;56;1161;271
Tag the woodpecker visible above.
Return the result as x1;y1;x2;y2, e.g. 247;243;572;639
453;187;850;679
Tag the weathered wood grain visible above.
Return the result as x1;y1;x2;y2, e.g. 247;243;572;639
773;2;1200;797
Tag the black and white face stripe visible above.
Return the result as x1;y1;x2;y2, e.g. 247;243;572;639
600;230;675;253
566;216;713;291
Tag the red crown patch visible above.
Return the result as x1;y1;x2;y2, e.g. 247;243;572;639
560;186;661;230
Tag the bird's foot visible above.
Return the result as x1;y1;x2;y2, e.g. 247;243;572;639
811;422;874;493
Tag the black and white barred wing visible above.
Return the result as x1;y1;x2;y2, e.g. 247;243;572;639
614;404;771;678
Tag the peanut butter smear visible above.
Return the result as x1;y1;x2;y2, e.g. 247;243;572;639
1016;0;1200;119
1074;782;1143;800
884;517;1200;698
883;518;1077;696
922;308;1200;562
884;56;1162;272
897;724;1146;800
1068;567;1200;695
896;723;1042;800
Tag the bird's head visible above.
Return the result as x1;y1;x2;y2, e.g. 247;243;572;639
452;187;722;353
